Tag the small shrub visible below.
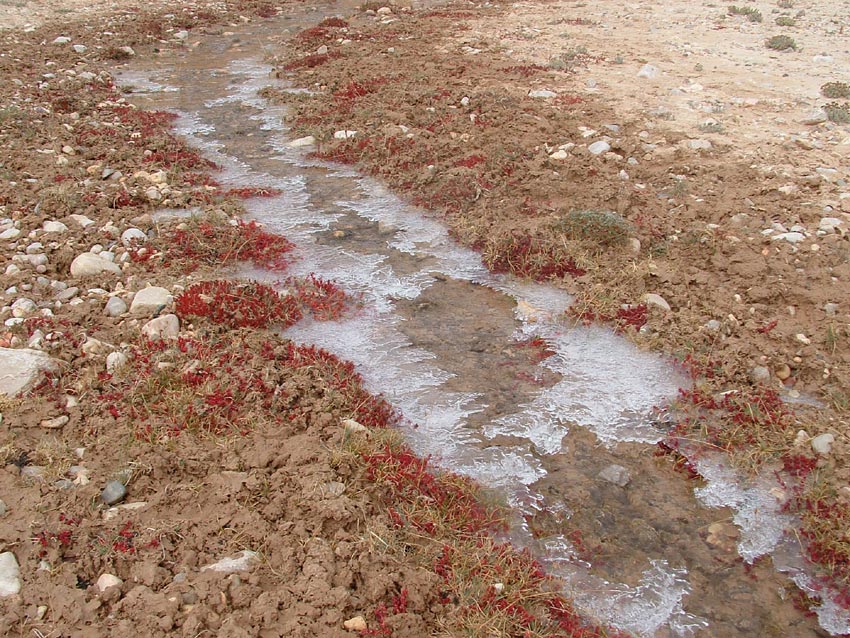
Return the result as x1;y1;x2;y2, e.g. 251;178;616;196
553;209;633;247
777;0;794;7
548;46;590;72
824;102;850;124
775;16;796;27
175;280;302;329
766;35;798;51
728;5;763;22
821;82;850;99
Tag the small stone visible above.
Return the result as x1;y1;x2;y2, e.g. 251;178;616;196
69;214;95;228
101;480;127;505
289;135;316;148
106;352;129;374
751;366;771;384
141;314;180;340
43;220;68;234
102;501;147;521
598;464;630;487
201;550;259;573
175;30;189;41
819;217;843;233
118;46;135;57
587;141;611;155
528;89;557;98
549;149;568;160
72;44;87;54
70;252;122;277
130;286;172;315
0;500;6;517
795;333;811;345
637;63;659;79
687;139;712;150
342;418;369;435
105;296;128;317
0;228;20;240
824;303;839;317
316;44;329;55
775;364;792;381
704;319;721;332
52;36;71;44
145;186;162;202
642;293;671;312
121;228;147;245
627;238;641;255
96;573;123;592
40;415;69;429
811;433;835;456
0;552;21;597
802;109;828;125
771;232;806;244
334;130;358;139
344;616;368;632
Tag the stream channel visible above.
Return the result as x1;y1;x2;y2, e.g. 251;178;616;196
115;3;843;636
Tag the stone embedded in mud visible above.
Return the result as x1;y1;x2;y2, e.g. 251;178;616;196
69;214;95;228
343;616;368;632
42;220;68;234
637;63;660;79
289;135;316;148
528;89;557;98
751;366;771;384
121;228;147;245
106;351;129;374
598;464;631;487
101;480;127;505
96;573;123;592
105;295;128;317
801;109;828;125
70;252;122;277
0;552;21;597
642;293;671;312
334;130;358;139
201;550;259;573
0;227;20;240
587;140;611;155
0;347;58;397
812;433;835;455
342;418;369;436
549;149;568;160
141;314;180;340
130;286;172;316
40;415;69;429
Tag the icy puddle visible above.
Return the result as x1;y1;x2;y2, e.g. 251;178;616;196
115;8;838;637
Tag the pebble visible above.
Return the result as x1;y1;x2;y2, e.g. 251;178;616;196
289;135;316;148
175;30;189;41
0;500;5;517
588;141;611;155
121;228;147;245
106;352;129;374
598;464;631;487
627;237;641;254
333;130;358;139
201;550;259;573
811;433;835;456
0;347;58;396
704;319;721;332
802;109;828;125
145;186;162;202
69;214;95;228
775;363;792;381
316;44;329;55
11;298;37;317
105;296;128;317
771;232;805;244
72;44;87;54
130;286;172;315
101;480;127;505
342;418;369;435
687;139;712;150
56;286;79;302
528;89;557;98
52;36;71;44
824;303;839;317
96;573;123;592
0;552;21;597
642;293;671;312
751;366;771;384
549;149;568;160
42;220;68;234
141;314;180;340
344;616;368;632
40;415;69;429
819;217;843;233
637;63;660;79
70;252;122;277
0;228;20;240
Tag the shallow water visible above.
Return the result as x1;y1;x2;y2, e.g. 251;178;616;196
115;6;839;636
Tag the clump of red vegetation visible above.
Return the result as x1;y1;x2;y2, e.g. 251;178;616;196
318;17;348;28
175;280;303;329
483;231;586;281
167;219;295;271
289;274;353;321
282;53;336;71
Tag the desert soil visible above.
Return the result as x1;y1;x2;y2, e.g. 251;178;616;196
1;0;849;636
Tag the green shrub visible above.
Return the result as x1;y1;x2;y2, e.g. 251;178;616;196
766;35;797;51
775;16;796;26
821;82;850;99
824;102;850;124
553;210;632;247
729;5;763;22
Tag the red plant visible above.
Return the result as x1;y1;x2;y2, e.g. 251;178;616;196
454;154;487;169
289;274;352;321
318;17;348;28
168;219;295;271
175;280;303;329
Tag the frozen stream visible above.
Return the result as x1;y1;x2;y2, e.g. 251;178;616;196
115;6;840;636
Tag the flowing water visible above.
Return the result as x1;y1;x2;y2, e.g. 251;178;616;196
116;4;843;636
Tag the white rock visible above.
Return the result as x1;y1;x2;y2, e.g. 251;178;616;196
121;228;147;245
141;314;180;340
801;109;828;125
69;214;95;228
145;186;162;202
549;149;568;160
130;286;172;315
42;221;68;234
687;139;712;150
627;237;641;254
642;293;671;312
0;348;57;396
811;433;835;455
344;616;368;631
96;573;123;592
316;45;329;55
72;44;87;54
598;464;631;487
795;333;811;345
819;217;843;233
40;415;69;429
637;64;660;79
82;336;110;356
0;228;20;240
104;296;128;317
11;298;37;317
587;141;611;155
0;552;21;597
751;366;771;383
106;352;129;374
175;30;189;41
528;89;557;99
289;136;316;148
342;418;369;435
771;232;806;244
201;550;259;573
52;36;71;44
70;252;121;277
333;130;358;139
